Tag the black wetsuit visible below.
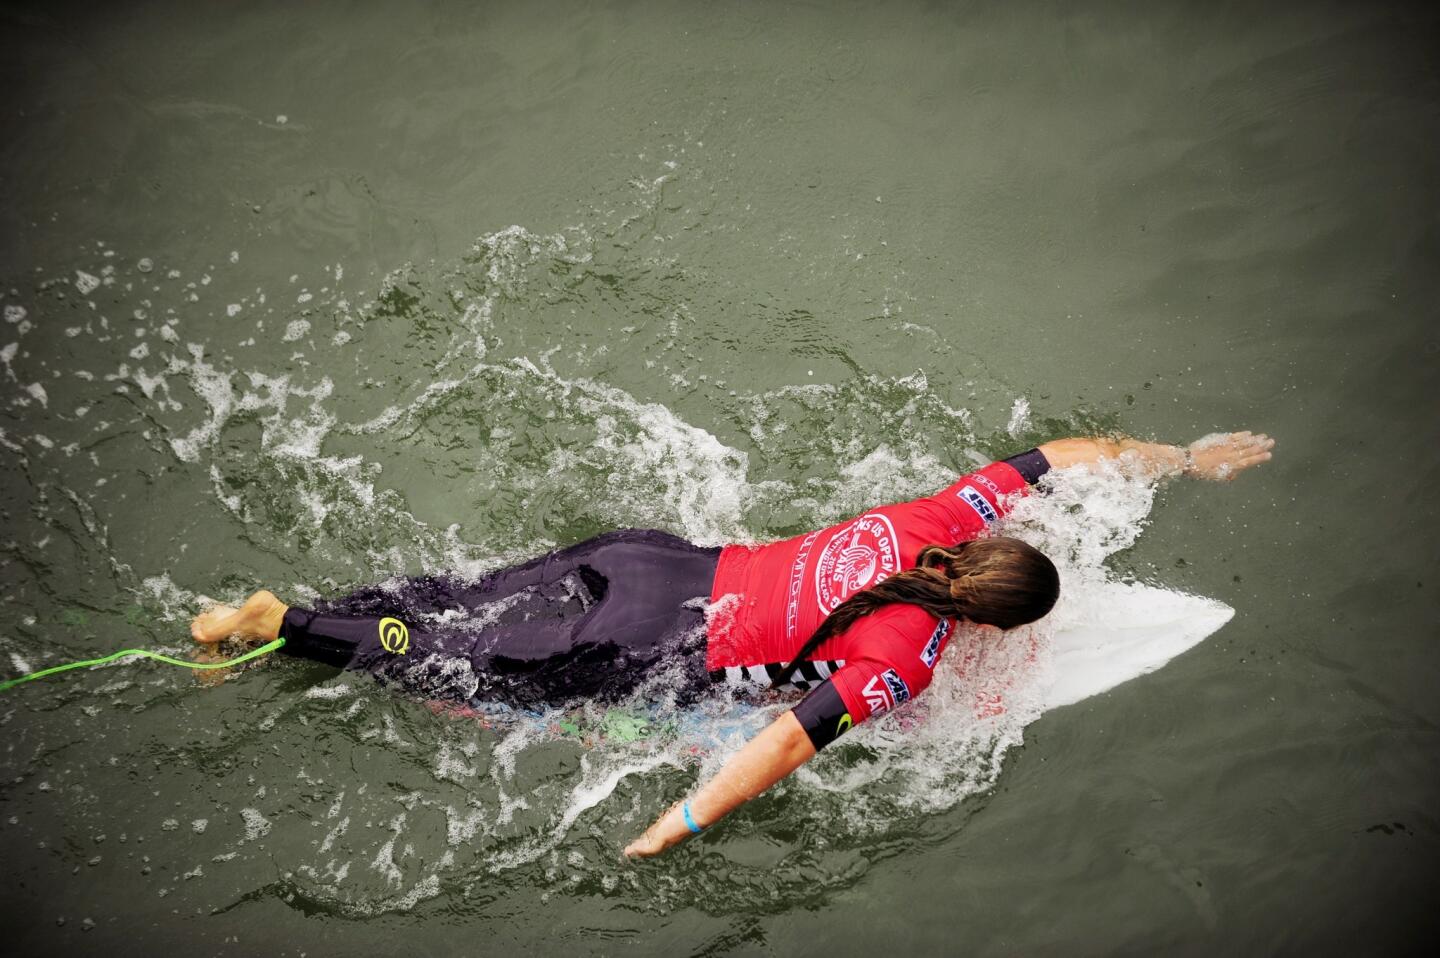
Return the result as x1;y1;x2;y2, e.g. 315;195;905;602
280;529;720;708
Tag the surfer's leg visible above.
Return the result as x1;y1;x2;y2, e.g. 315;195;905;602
277;605;470;670
195;535;644;699
545;529;719;697
268;549;590;680
466;529;720;705
192;530;720;705
574;529;719;659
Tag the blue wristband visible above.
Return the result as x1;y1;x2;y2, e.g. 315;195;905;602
682;802;704;834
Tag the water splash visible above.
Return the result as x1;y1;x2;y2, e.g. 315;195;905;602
0;156;1206;921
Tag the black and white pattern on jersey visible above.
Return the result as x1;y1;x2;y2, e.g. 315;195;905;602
708;658;847;692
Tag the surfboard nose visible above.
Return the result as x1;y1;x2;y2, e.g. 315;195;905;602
1041;581;1234;711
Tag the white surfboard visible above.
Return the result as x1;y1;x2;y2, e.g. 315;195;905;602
1039;580;1233;711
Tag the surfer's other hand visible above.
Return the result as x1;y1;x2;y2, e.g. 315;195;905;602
622;831;665;859
1186;431;1275;481
623;819;680;859
623;803;692;859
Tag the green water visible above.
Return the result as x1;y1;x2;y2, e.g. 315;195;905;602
2;1;1437;954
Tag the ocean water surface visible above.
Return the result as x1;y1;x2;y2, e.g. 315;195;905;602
1;2;1437;954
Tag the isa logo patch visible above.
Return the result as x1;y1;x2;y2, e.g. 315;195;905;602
920;618;951;668
956;485;998;523
881;668;911;706
862;670;913;715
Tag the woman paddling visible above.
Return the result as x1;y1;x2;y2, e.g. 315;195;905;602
189;430;1274;858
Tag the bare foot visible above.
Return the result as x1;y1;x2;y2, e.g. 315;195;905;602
190;590;288;645
1187;431;1275;482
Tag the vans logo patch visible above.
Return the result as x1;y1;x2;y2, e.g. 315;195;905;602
861;674;893;714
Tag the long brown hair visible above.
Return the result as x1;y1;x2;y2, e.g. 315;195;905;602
769;536;1060;689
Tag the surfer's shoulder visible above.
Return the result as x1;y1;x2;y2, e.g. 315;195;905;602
861;602;947;639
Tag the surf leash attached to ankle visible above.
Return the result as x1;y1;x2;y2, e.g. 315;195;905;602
0;637;286;693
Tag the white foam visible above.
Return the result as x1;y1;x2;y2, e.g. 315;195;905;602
434;740;477;783
380;873;440;913
369;812;407;888
303;684;353;700
139;573;201;623
445;805;486;846
553;752;673;837
132;366;169;401
168;344;234;462
318;816;349;854
239;807;271;844
1006;396;1031;436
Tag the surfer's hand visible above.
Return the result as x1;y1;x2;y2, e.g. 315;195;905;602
1185;431;1275;481
623;805;689;859
624;712;816;860
622;831;665;859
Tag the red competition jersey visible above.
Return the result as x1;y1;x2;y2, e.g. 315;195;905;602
706;460;1032;728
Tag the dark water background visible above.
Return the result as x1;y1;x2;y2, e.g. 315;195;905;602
2;1;1437;954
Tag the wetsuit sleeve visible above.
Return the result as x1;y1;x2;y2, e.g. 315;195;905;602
1001;447;1052;485
791;679;854;751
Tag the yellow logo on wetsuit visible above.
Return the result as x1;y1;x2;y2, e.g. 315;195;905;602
378;617;410;655
836;713;852;736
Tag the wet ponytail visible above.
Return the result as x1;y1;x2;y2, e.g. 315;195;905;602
768;537;1060;690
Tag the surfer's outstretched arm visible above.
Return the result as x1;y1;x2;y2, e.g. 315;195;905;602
622;710;815;859
1038;430;1274;481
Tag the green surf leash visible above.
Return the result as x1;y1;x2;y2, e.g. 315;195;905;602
0;637;286;693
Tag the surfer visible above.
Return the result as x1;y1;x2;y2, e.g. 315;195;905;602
188;430;1274;858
